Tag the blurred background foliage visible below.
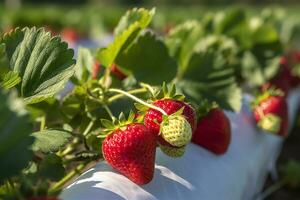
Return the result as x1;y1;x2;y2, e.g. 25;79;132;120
1;0;300;37
1;0;300;6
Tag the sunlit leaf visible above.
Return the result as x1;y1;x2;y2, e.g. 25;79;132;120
1;27;75;104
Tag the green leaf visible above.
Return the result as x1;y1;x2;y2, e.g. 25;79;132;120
117;31;177;85
241;51;281;86
0;89;33;181
0;43;9;76
26;97;61;120
1;27;75;104
251;23;279;44
114;8;155;36
86;134;103;152
178;36;242;111
39;154;65;181
165;20;203;76
61;85;86;121
1;71;21;89
213;8;246;34
280;17;300;47
74;47;94;83
31;129;72;153
97;8;155;67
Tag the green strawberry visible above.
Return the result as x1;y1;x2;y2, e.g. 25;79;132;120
160;115;192;147
159;144;186;157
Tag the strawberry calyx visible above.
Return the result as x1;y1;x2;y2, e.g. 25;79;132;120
197;99;219;119
252;88;284;108
99;111;137;138
154;82;185;101
135;83;191;119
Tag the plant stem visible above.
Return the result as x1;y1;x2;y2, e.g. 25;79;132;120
108;88;167;115
40;116;46;131
139;83;155;95
107;87;148;103
103;105;115;121
60;146;74;157
102;67;111;88
49;162;87;194
256;180;286;200
83;121;94;137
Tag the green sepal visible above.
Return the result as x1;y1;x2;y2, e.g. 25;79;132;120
134;102;149;112
197;100;219;119
99;110;138;138
252;87;284;108
154;82;186;101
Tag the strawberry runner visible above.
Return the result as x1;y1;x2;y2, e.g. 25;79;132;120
61;89;300;200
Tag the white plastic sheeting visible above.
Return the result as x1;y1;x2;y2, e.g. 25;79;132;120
61;89;300;200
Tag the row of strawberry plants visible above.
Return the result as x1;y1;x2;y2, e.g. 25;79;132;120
0;7;300;200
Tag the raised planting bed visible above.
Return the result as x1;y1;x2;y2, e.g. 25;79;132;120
61;89;300;200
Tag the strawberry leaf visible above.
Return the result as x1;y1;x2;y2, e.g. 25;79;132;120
97;8;155;67
114;8;155;36
117;31;177;85
31;129;72;153
1;27;75;104
61;85;86;121
0;89;33;181
74;47;94;83
39;154;65;181
241;51;281;86
177;36;242;112
0;43;9;76
1;71;21;89
213;8;246;35
165;20;203;77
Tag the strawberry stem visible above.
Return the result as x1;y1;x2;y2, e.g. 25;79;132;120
83;121;95;137
103;105;116;121
108;87;148;103
108;88;168;115
101;66;111;88
39;116;46;131
49;162;88;194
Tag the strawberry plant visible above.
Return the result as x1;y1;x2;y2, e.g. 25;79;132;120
0;6;299;199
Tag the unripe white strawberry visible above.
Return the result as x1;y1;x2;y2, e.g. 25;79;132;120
160;115;192;147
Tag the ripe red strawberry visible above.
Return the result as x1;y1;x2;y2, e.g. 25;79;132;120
111;63;127;80
253;92;288;137
192;108;231;155
144;99;196;135
92;60;101;79
102;123;156;185
61;27;79;43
